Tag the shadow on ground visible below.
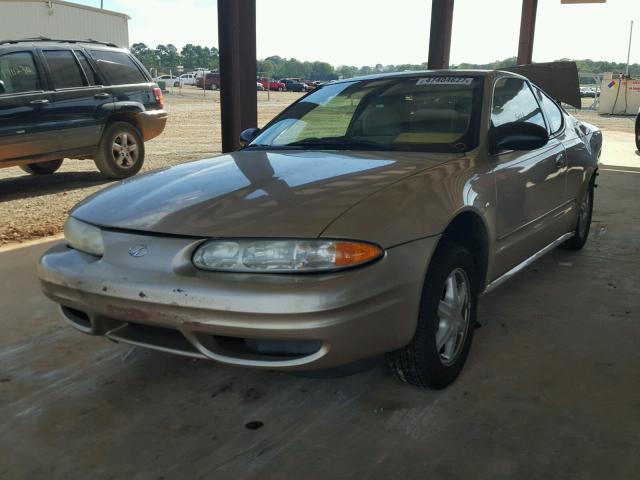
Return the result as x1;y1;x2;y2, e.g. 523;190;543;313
0;171;115;202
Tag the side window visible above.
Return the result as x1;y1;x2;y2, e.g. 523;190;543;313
535;87;563;135
43;50;86;89
0;51;41;94
492;78;546;130
90;50;147;85
75;51;100;86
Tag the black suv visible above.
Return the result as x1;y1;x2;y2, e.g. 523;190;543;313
0;38;167;178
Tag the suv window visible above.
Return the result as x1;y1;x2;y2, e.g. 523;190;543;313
75;50;100;86
535;87;563;135
492;78;546;130
43;50;86;89
90;50;146;85
0;51;41;94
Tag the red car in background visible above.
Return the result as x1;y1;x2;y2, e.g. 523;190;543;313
258;77;286;91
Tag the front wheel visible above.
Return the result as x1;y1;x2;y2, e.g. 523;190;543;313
635;114;640;151
561;180;594;250
386;243;478;389
94;122;145;179
19;159;63;175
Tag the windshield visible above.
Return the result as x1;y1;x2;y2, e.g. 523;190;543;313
249;75;483;153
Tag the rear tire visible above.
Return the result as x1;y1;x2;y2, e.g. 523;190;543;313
386;243;478;389
19;159;63;175
635;114;640;151
94;122;145;179
561;178;594;251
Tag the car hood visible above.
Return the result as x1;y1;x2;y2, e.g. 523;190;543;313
72;150;460;238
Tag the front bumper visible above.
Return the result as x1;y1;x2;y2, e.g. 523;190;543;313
38;231;439;370
138;109;168;141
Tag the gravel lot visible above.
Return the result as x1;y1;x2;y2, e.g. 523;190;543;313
0;90;635;246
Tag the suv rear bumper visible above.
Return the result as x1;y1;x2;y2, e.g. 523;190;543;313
138;110;168;141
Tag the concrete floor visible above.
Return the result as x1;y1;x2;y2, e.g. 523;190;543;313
1;134;639;480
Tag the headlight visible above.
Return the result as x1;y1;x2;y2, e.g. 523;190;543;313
64;217;104;257
192;239;383;273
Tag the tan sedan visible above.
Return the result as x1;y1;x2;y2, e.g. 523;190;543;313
39;70;602;389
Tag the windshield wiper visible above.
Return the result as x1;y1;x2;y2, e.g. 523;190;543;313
285;137;391;151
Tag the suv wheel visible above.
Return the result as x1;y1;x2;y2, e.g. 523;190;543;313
19;159;63;175
386;243;478;389
94;122;145;179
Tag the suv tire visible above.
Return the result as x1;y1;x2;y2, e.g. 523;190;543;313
19;159;63;175
94;122;145;179
386;243;478;389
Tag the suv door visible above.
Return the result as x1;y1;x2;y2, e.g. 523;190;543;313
490;77;569;276
41;48;113;154
0;49;59;165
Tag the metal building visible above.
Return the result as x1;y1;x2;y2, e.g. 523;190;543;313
0;0;130;47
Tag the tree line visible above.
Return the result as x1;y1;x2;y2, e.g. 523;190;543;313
130;44;640;80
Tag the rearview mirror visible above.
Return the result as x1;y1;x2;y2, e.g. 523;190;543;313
489;122;549;154
239;127;260;147
0;80;6;94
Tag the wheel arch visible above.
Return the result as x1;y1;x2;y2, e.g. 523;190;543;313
436;209;491;291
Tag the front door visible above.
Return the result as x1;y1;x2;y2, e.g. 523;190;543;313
0;49;59;164
490;77;569;276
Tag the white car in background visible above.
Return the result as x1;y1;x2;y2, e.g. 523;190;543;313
179;73;196;86
153;75;180;87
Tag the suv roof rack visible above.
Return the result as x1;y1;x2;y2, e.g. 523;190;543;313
0;37;119;48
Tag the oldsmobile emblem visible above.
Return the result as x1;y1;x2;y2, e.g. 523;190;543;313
128;244;148;258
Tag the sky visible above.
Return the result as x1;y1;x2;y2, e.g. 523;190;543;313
76;0;639;66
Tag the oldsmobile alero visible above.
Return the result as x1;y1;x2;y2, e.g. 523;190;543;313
38;70;602;389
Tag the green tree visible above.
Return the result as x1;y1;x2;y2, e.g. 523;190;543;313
130;43;156;68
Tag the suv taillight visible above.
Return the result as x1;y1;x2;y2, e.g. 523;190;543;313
152;87;164;109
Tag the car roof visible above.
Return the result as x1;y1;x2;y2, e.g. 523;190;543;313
331;69;522;84
0;37;124;51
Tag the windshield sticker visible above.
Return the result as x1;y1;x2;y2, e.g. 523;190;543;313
416;77;473;86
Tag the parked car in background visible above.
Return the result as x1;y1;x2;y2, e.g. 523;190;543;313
39;70;601;389
281;78;307;92
179;73;196;86
196;72;220;90
257;82;265;91
257;77;285;91
154;74;180;87
0;38;167;178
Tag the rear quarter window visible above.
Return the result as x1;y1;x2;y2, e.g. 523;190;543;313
90;50;147;85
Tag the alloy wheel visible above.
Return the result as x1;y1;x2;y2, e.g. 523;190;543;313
435;268;471;366
111;132;139;169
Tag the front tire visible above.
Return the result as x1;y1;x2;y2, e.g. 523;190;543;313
561;179;594;250
94;122;145;179
19;159;63;175
386;243;478;389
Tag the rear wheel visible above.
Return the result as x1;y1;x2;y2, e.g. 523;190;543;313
635;114;640;151
386;243;478;389
94;122;145;179
19;159;63;175
561;180;594;250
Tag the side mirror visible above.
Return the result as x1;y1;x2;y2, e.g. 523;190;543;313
239;127;260;147
489;122;549;154
0;80;6;94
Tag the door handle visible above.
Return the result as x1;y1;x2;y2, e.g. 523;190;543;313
555;153;566;168
29;99;50;105
94;93;111;99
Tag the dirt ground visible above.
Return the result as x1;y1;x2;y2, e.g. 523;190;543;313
0;89;636;245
